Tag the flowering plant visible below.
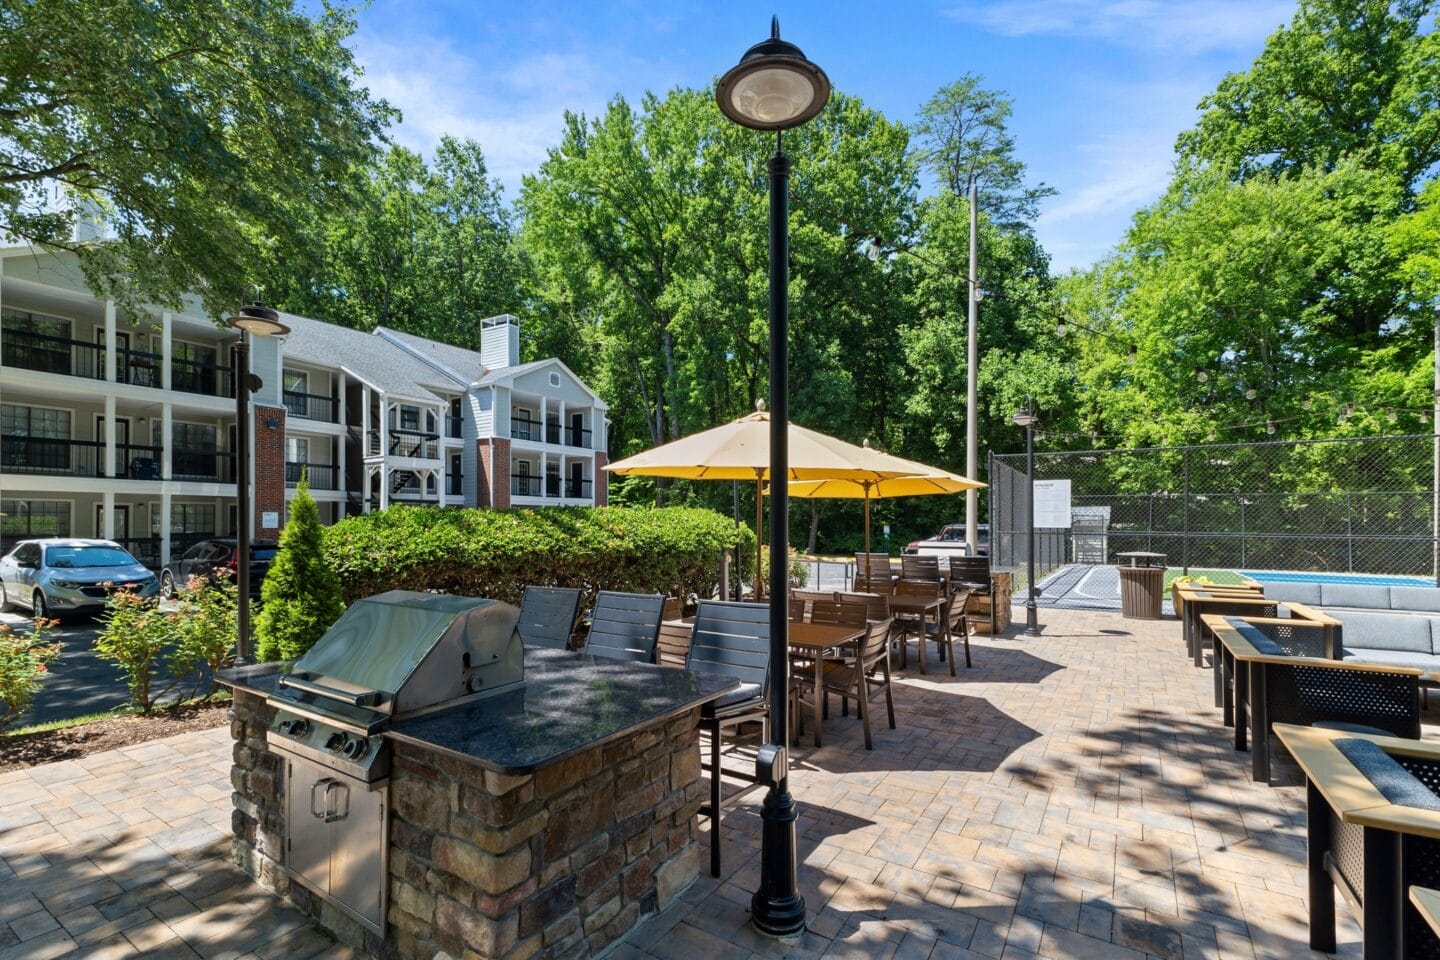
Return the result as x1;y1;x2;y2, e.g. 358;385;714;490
0;618;62;731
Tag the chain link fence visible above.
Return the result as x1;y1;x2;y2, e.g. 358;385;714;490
991;433;1439;588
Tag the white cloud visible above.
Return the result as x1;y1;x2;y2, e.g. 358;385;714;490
353;35;616;198
942;0;1292;55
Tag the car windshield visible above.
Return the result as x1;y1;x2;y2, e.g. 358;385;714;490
46;546;136;568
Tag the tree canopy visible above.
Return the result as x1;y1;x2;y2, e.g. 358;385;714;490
0;0;392;320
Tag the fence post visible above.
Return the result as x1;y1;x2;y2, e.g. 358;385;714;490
1240;498;1246;568
1183;448;1191;575
1147;493;1154;553
1347;492;1355;574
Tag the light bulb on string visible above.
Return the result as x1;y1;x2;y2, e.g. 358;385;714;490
1195;369;1209;383
1265;420;1276;435
1386;407;1397;423
1055;318;1067;337
1245;385;1258;401
1301;395;1312;411
1127;344;1137;364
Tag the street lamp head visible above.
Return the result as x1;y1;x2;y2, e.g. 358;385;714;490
1011;409;1039;429
716;16;830;130
226;302;290;337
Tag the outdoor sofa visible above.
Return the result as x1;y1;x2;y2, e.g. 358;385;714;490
1261;582;1440;673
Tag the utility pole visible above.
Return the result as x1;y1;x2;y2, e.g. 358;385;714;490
965;178;980;555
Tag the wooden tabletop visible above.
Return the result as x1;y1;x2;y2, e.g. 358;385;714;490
1273;723;1440;840
1410;887;1440;940
887;595;944;613
787;621;865;652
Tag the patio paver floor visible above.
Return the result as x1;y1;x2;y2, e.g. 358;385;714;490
1;606;1407;959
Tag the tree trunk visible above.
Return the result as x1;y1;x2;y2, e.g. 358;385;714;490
808;500;820;553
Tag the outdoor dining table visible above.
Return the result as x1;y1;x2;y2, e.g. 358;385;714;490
786;620;867;748
886;594;946;674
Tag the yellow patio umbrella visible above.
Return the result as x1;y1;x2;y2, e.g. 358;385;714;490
605;407;927;597
782;451;986;560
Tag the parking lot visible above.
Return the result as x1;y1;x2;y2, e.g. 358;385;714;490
2;604;186;726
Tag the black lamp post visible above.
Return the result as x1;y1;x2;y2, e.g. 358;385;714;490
1011;408;1042;637
225;301;290;665
716;16;829;939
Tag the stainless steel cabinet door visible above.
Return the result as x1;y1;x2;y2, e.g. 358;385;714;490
285;757;332;897
328;779;386;930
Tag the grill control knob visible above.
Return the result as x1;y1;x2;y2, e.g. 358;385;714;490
342;738;370;761
324;732;347;753
288;719;310;737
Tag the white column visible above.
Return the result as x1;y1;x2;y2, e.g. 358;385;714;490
103;300;116;382
560;453;566;501
361;386;371;449
103;395;116;478
160;312;173;391
438;455;447;505
159;491;172;567
559;400;567;446
101;491;114;539
540;396;548;444
161;402;172;479
378;396;388;460
337;371;347;427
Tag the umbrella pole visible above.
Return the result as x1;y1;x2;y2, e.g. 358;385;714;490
755;471;764;601
864;489;871;559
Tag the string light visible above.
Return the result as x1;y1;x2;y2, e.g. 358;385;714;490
1196;369;1209;383
1055;318;1068;337
1265;420;1277;435
1301;395;1312;411
1127;343;1137;364
1245;385;1258;401
1387;407;1398;423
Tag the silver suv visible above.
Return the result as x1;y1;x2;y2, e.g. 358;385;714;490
0;538;159;619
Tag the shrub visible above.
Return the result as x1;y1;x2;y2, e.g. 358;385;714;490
96;586;179;714
255;472;346;662
759;545;810;590
324;504;756;609
0;618;61;731
172;572;237;699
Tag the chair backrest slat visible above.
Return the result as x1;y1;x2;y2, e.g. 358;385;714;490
947;587;974;629
896;578;943;598
901;555;942;582
859;618;893;669
518;586;582;649
585;590;666;663
855;553;894;582
837;590;890;622
948;556;992;589
687;600;771;695
851;574;893;596
657;621;693;667
811;599;869;627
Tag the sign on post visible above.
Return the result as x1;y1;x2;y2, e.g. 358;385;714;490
1032;479;1072;529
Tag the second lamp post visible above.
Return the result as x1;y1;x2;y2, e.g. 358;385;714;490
716;16;829;939
1011;407;1042;637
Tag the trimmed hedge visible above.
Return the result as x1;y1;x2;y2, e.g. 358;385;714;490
323;505;756;606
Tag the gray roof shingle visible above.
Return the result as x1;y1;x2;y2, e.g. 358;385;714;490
279;313;457;403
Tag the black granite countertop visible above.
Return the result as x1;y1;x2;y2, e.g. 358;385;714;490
218;650;738;775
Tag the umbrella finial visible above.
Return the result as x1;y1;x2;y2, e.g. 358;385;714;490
756;398;767;413
863;437;872;448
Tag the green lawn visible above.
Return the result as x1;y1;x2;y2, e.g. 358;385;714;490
1162;567;1247;590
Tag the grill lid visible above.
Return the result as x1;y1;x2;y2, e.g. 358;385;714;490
276;590;524;721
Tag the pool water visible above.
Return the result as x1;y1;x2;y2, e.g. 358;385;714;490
1241;570;1435;589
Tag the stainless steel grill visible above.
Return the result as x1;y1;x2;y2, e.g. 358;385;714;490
265;590;525;934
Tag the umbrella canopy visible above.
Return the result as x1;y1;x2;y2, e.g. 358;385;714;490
605;409;928;482
606;409;927;597
782;459;986;559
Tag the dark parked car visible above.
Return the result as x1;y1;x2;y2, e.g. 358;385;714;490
161;539;278;599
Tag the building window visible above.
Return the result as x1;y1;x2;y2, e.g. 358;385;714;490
549;372;561;388
286;437;309;464
399;405;420;431
2;404;71;440
171;503;216;543
2;404;73;472
1;499;71;543
283;369;309;417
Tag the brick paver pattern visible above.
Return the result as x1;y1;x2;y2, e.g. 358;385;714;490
1;607;1398;959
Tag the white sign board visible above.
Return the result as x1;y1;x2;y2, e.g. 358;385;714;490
1032;479;1072;529
262;511;280;529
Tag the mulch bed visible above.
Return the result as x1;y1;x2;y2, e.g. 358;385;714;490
0;701;231;772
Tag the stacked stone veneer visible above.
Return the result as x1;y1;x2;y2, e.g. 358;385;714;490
228;687;703;960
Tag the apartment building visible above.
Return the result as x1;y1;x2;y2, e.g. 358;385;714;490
0;246;609;568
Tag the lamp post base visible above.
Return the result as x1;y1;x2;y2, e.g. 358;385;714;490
1024;604;1042;637
750;786;806;937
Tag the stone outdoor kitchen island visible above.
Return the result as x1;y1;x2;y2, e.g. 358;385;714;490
217;592;736;960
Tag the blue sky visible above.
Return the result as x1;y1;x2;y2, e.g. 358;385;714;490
348;0;1295;272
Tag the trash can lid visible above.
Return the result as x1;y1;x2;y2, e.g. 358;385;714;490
1116;551;1166;568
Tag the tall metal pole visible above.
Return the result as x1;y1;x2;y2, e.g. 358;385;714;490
751;134;804;937
233;335;253;665
1433;306;1438;587
965;179;980;554
1024;422;1040;637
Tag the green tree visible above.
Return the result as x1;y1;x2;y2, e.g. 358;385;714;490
0;0;392;320
255;473;345;661
265;138;522;346
914;75;1056;227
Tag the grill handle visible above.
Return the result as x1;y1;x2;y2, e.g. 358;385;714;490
278;674;382;708
310;778;334;819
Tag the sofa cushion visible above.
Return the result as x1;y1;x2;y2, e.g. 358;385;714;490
1341;649;1436;672
1390;587;1440;613
1320;584;1391;610
1334;739;1440;811
1337;611;1437;655
1261;582;1322;606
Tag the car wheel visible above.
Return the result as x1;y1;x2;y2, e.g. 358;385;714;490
0;583;13;613
161;570;177;599
32;589;49;621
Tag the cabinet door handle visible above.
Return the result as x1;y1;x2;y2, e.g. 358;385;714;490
310;778;334;819
324;780;349;823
